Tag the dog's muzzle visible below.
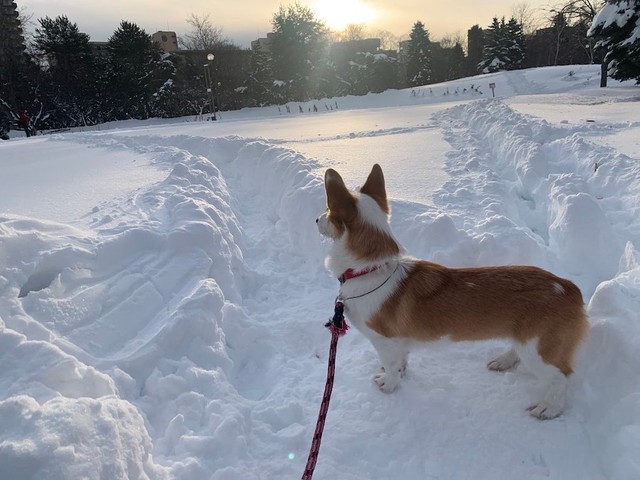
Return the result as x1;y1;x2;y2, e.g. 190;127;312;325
316;212;330;237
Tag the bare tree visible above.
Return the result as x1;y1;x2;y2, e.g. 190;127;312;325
511;1;544;35
553;0;605;80
373;29;402;50
548;11;569;65
179;13;232;50
341;23;367;41
329;24;367;42
439;31;466;50
556;0;603;22
548;0;605;63
17;5;34;34
16;5;38;56
330;25;401;50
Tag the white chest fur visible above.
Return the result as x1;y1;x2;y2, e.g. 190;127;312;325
338;260;407;338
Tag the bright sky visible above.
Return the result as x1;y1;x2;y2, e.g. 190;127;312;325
20;0;552;47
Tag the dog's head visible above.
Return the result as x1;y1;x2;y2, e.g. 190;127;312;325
316;164;400;263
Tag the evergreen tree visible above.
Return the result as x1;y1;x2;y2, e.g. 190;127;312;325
406;21;432;86
430;43;459;82
315;57;339;99
589;0;640;83
505;17;526;69
166;54;211;117
365;53;398;93
246;49;275;106
149;53;178;118
466;25;484;75
447;42;467;80
345;51;397;95
33;15;98;127
105;21;170;119
479;17;524;72
270;3;328;101
480;17;509;73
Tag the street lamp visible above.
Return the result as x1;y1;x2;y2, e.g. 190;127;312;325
203;53;216;121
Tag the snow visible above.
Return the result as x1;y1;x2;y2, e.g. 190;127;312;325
589;0;640;48
590;0;636;32
1;64;640;479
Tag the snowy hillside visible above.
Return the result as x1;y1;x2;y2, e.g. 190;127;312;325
1;65;640;479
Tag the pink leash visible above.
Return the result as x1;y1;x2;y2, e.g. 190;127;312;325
301;301;349;480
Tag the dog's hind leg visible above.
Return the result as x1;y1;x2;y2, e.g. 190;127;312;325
526;369;568;420
516;339;569;419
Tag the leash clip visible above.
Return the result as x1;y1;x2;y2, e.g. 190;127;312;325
325;297;349;336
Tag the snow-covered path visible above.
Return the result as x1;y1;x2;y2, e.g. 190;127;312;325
2;66;640;480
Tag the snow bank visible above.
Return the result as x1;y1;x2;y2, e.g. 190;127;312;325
0;134;328;478
429;99;640;480
0;314;166;479
577;241;640;480
0;392;164;479
432;99;639;297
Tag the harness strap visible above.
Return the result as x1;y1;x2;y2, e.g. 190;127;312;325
338;264;381;284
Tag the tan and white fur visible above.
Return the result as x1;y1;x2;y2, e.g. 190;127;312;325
316;164;588;419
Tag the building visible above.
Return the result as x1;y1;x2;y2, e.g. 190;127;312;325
250;33;276;53
0;0;26;107
89;41;109;58
88;30;178;58
331;38;381;58
152;31;178;53
0;0;25;73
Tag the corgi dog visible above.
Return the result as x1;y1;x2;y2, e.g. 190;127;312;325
316;164;588;419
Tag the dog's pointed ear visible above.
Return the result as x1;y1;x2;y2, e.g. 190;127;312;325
360;164;389;213
325;168;357;222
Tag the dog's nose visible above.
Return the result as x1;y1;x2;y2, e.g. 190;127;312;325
316;217;319;223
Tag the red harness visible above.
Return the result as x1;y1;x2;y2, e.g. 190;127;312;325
338;265;381;284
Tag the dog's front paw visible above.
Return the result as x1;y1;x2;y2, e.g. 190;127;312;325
487;349;520;372
373;372;400;393
526;401;563;420
399;359;408;378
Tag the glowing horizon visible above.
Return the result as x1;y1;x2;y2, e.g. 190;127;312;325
312;0;378;31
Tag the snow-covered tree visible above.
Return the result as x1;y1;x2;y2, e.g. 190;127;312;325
245;49;275;106
480;17;525;73
480;17;510;72
505;17;526;69
270;3;328;101
406;21;432;86
345;52;397;95
589;0;640;84
149;53;177;118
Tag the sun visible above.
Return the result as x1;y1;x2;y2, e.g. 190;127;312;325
312;0;378;31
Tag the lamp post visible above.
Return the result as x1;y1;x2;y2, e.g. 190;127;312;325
203;53;216;121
